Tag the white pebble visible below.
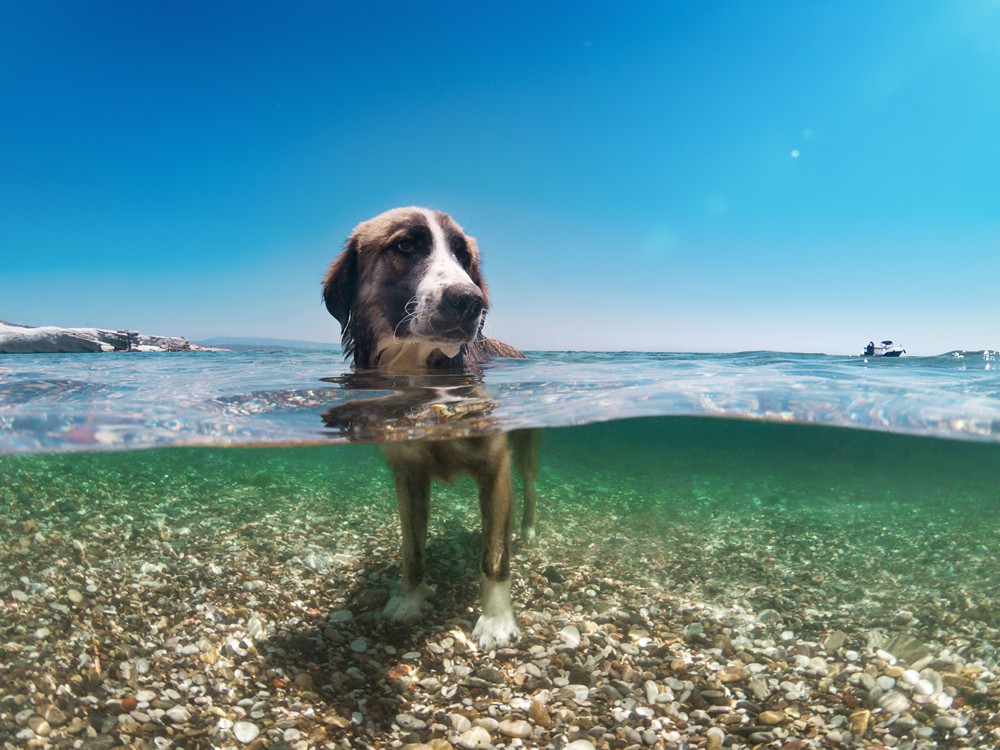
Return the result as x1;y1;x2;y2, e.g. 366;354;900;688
498;718;532;738
879;691;910;713
232;721;259;743
560;625;581;648
456;725;492;749
166;706;190;723
914;678;935;696
876;675;896;691
245;616;265;640
564;741;597;750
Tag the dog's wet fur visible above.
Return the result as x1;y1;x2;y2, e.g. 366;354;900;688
322;207;538;650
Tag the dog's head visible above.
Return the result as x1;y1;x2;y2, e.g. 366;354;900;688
323;207;490;368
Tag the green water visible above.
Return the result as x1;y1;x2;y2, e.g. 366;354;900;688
2;417;999;748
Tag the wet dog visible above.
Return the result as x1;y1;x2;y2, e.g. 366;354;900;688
322;207;538;649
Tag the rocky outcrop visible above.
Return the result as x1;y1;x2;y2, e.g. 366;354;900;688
0;321;205;353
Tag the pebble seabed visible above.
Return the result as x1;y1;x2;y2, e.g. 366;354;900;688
1;433;998;750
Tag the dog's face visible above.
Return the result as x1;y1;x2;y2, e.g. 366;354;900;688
324;207;490;367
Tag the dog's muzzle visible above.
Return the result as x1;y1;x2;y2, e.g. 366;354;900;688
434;283;485;339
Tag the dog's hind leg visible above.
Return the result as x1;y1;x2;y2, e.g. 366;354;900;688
471;438;520;650
382;467;433;623
509;429;540;545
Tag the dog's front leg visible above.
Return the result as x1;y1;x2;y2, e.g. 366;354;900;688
471;442;520;650
382;466;433;623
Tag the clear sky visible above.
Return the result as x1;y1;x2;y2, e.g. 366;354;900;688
2;1;999;355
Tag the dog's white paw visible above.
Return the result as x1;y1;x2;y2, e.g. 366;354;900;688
382;582;433;624
520;525;538;546
473;576;519;650
472;611;520;651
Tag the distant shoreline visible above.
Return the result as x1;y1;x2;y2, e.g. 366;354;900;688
0;321;216;354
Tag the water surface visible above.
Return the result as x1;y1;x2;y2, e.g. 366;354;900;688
1;350;998;748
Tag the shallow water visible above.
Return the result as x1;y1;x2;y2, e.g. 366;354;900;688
3;349;1000;452
1;351;999;748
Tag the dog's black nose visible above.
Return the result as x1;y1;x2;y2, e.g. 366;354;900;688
442;284;484;321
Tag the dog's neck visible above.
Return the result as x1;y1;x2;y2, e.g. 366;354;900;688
373;338;464;371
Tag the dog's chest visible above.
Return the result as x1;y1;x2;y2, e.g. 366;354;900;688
381;435;506;482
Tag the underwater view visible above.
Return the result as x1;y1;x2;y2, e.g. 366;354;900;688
1;351;999;750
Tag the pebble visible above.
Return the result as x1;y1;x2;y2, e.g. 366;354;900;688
849;709;870;737
396;714;426;731
560;624;581;647
456;725;492;749
166;706;191;723
717;666;745;683
27;717;51;737
67;588;83;604
758;710;785;725
528;699;552;727
559;684;590;703
42;706;67;727
934;715;962;730
447;713;471;733
880;691;910;713
350;637;368;653
232;721;260;743
498;718;532;738
563;742;597;750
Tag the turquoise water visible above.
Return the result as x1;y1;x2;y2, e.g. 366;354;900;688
1;351;999;748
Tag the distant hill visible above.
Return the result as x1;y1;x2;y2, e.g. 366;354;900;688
195;336;341;351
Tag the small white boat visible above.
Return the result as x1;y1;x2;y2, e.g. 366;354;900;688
862;340;905;357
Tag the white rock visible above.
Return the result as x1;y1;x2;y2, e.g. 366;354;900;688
498;719;532;738
447;713;471;733
876;675;896;691
245;616;266;640
0;321;193;353
232;721;260;743
456;725;492;749
560;624;581;648
644;679;659;704
165;706;191;723
879;691;910;713
564;741;597;750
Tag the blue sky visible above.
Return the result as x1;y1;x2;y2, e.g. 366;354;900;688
2;1;999;354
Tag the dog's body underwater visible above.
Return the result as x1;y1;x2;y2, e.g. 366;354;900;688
322;207;538;649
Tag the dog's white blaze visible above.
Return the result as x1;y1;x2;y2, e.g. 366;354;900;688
417;208;477;298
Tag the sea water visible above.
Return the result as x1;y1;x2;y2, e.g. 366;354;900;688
1;350;998;749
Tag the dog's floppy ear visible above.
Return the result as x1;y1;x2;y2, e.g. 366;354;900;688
322;237;358;328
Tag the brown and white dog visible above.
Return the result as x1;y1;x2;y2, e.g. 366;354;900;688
322;207;538;650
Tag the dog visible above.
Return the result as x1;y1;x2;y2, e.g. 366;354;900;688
322;207;538;650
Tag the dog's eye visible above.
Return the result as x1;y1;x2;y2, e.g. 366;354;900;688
396;240;415;254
